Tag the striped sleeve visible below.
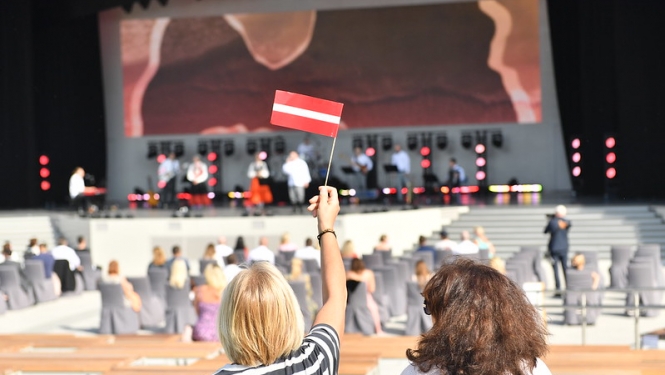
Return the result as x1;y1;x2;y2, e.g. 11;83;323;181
304;324;340;375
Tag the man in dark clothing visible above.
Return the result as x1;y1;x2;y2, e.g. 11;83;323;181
33;243;55;279
544;205;571;294
416;235;436;254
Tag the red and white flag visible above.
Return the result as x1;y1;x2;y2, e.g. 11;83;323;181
270;90;344;137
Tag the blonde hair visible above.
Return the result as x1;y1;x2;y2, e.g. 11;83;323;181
152;246;166;266
169;259;188;289
218;262;304;366
489;257;506;275
474;226;486;238
204;263;227;293
341;240;356;258
290;258;304;279
280;232;291;245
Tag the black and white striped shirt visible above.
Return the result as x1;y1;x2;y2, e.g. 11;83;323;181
214;324;340;375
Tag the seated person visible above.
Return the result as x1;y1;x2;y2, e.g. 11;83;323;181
192;263;227;342
412;260;433;291
373;235;391;252
148;246;167;271
286;258;318;317
571;253;600;290
346;258;383;334
340;240;359;259
294;238;321;268
416;235;435;254
104;260;142;312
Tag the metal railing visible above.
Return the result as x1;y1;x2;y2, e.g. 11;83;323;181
533;287;665;349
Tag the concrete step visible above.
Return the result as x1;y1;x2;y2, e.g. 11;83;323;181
488;238;663;246
438;232;665;240
435;227;665;235
467;206;651;214
448;218;664;226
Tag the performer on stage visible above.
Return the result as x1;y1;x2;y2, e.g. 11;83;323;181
187;155;211;207
158;152;180;208
391;144;411;203
447;158;466;204
69;167;98;213
247;153;273;216
351;146;373;198
282;151;311;213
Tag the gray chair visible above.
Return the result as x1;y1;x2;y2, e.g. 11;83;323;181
434;249;453;266
164;282;197;334
412;252;434;271
0;267;34;309
309;272;323;309
233;250;247;264
77;251;100;291
302;259;320;274
190;275;207;287
564;269;600;325
505;260;526;287
148;268;168;301
342;258;352;272
344;281;375;335
199;259;217;275
23;260;57;303
288;280;313;332
609;245;632;289
362;253;383;269
405;281;432;335
373;266;405;316
520;247;548;287
393;260;411;283
374;249;392;265
127;277;165;328
478;249;490;261
634;246;664;288
279;251;296;263
372;272;390;324
626;263;660;317
99;283;140;334
0;293;7;314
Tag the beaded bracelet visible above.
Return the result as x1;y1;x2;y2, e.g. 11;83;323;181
317;229;337;244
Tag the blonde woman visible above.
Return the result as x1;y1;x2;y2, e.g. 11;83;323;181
341;240;358;259
278;232;298;252
287;258;318;317
215;186;345;374
169;259;189;289
192;263;227;342
148;246;166;271
473;226;496;258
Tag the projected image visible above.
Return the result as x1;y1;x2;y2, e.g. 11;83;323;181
121;0;541;137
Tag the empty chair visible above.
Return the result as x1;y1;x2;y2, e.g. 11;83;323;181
199;259;217;275
520;247;548;287
98;283;140;334
626;263;660;317
127;277;165;328
279;251;296;263
434;249;453;266
0;267;34;309
609;245;633;289
288;280;312;332
564;269;600;325
309;272;323;309
372;272;390;324
23;260;57;303
405;281;433;335
373;266;405;317
412;252;434;271
362;253;383;269
344;281;375;335
148;268;168;301
634;245;664;288
302;259;320;274
77;251;99;291
509;255;537;283
374;249;392;264
504;261;525;287
164;281;197;334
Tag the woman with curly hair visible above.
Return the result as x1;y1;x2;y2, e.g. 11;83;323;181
403;258;550;375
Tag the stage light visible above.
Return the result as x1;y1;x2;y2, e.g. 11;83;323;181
258;151;267;160
606;167;617;179
147;143;158;158
40;181;50;191
207;152;218;162
605;137;616;149
476;157;486;167
436;134;448;150
475;144;486;154
420;146;431;157
209;165;218;174
208;177;218;187
604;135;618;187
606;152;616;164
246;139;257;155
39;155;49;166
198;141;208;156
382;136;393;151
476;171;486;181
366;147;376;157
274;137;286;154
572;152;581;163
421;159;431;169
174;142;184;157
461;134;473;149
224;141;235;156
491;132;503;148
157;180;166;189
40;168;50;178
407;134;418;151
157;154;167;163
571;138;581;149
572;166;581;177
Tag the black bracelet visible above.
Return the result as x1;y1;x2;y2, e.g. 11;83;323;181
317;229;336;244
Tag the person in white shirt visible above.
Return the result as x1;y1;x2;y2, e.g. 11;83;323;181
294;238;321;268
187;155;210;207
158;152;180;208
351;146;373;197
51;237;82;271
434;230;457;251
247;237;275;264
215;236;234;262
282;151;312;214
391;144;411;203
452;231;479;255
69;167;97;212
223;254;242;282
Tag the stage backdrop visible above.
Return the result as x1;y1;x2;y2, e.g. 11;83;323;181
120;0;541;137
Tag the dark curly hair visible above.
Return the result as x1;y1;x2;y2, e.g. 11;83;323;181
406;258;548;375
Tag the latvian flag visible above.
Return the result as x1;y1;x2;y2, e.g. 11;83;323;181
270;90;344;138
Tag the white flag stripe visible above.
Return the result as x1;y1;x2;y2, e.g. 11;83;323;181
272;103;341;124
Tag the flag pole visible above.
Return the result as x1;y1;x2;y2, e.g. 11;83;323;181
323;136;337;187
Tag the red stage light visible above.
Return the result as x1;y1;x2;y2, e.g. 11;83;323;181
39;155;49;165
157;154;166;163
476;171;486;180
207;152;218;162
420;159;431;169
476;157;486;167
209;165;218;174
572;166;581;177
605;137;616;149
475;144;486;154
571;138;581;149
366;147;376;157
606;152;616;164
606;167;617;179
39;168;50;178
157;180;166;189
420;146;430;157
40;181;50;191
572;152;581;163
208;177;218;186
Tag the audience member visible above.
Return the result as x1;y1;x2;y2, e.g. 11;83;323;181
341;240;359;259
294;238;321;267
25;238;39;259
545;205;571;294
215;186;344;372
416;235;435;254
452;231;479;255
104;260;142;312
278;232;298;252
169;259;190;289
473;226;496;258
412;260;432;291
148;246;167;271
215;236;234;261
51;238;82;271
247;237;275;264
373;234;391;252
403;258;550;375
1;247;31;291
2;241;17;262
489;257;507;275
234;236;248;259
202;243;217;261
166;246;190;274
571;253;600;290
192;263;227;342
346;258;383;334
434;230;456;251
33;243;55;278
286;258;318;317
223;254;242;282
76;236;90;254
